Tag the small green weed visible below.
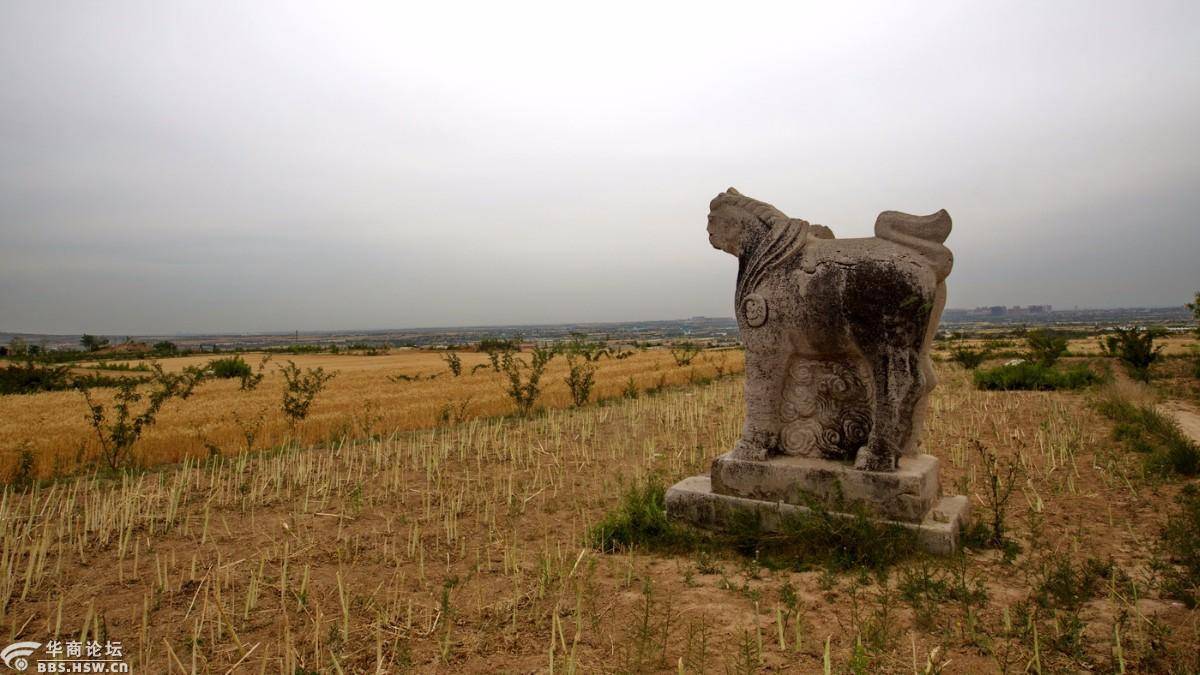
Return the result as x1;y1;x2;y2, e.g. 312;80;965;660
1159;484;1200;607
590;477;917;572
589;475;678;552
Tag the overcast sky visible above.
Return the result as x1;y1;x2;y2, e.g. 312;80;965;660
1;1;1197;334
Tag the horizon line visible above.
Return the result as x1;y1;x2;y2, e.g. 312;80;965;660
0;304;1191;339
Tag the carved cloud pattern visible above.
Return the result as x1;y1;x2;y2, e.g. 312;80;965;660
779;358;873;460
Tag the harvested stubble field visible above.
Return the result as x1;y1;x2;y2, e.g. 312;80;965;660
0;348;742;479
0;359;1197;673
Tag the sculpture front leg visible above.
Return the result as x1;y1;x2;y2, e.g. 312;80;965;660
732;346;789;461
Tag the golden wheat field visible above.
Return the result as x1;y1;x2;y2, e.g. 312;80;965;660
0;359;1196;673
939;335;1197;358
0;348;743;479
1067;335;1197;356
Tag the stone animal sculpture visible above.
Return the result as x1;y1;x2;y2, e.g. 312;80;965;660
706;188;953;471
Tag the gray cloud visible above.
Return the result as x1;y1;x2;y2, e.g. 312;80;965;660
2;1;1197;333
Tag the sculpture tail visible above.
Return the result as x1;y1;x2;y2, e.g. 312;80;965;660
874;209;953;281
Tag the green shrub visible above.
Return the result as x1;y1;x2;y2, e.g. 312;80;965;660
207;356;253;379
969;440;1021;555
669;342;701;367
71;373;138;389
1099;326;1164;381
235;355;270;391
264;344;327;355
279;361;336;428
973;362;1100;391
1097;394;1200;476
1032;555;1112;611
5;337;30;357
500;345;556;416
1188;292;1199;338
345;342;387;355
80;334;110;352
81;363;207;470
563;334;610;362
441;352;462;377
949;344;989;370
8;444;35;489
589;474;677;553
0;360;71;394
152;341;178;355
1160;484;1200;607
1026;329;1068;366
87;362;150;373
476;337;520;374
564;355;596;407
622;377;639;400
18;349;92;364
898;556;989;631
477;337;520;353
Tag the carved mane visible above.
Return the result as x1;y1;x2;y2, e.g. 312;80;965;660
711;188;810;306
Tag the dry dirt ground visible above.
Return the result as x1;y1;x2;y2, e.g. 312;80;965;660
0;361;1197;673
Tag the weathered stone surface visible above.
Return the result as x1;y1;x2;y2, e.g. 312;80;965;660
706;188;953;470
710;452;941;523
666;475;970;555
668;188;969;553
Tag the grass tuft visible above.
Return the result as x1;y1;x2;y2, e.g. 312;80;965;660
589;475;678;553
973;362;1101;391
1097;394;1200;476
1160;484;1200;607
589;476;917;571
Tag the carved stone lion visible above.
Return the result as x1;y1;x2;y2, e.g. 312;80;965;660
707;188;953;471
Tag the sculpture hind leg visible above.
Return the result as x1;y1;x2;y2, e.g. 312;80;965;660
855;348;925;471
841;260;937;471
732;342;790;461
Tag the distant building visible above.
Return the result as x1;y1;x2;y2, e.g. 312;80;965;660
965;304;1052;317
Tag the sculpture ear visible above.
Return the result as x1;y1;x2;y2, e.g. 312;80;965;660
726;187;741;196
809;224;835;240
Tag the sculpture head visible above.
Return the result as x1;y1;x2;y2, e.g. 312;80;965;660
707;187;799;256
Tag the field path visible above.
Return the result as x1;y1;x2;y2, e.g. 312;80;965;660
1160;399;1200;444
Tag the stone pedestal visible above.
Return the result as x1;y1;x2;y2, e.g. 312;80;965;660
666;453;970;555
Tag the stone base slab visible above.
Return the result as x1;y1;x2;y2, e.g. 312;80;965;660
666;475;970;555
711;452;941;523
